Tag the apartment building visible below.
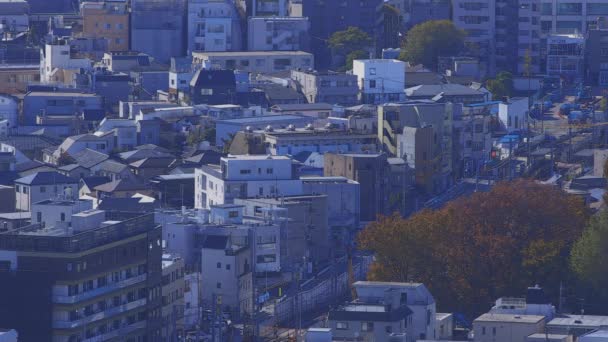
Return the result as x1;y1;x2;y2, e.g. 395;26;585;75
192;51;314;73
452;0;497;75
247;17;310;51
14;171;79;212
161;254;185;340
0;0;29;35
586;19;608;86
131;0;187;64
239;0;288;16
40;40;93;84
378;102;455;195
0;205;163;341
80;1;129;51
194;155;303;209
187;0;242;53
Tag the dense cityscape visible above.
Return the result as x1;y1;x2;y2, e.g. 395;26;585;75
0;0;608;341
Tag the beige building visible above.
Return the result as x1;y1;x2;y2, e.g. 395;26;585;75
81;1;129;51
474;314;545;342
192;51;314;73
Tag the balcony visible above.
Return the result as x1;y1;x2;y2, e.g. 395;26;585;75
53;298;147;329
53;274;147;304
81;321;146;342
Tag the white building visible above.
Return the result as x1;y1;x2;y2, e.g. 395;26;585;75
354;281;436;341
490;286;556;321
247;17;310;51
187;0;242;53
95;118;138;151
194;155;303;209
0;94;18;129
14;172;79;212
31;199;93;228
41;40;93;84
474;314;546;342
352;59;406;104
47;132;115;165
192;51;314;73
498;97;529;132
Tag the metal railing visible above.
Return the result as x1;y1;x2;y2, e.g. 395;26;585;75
52;274;147;304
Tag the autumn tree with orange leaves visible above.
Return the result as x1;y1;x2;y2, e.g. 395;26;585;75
359;179;588;315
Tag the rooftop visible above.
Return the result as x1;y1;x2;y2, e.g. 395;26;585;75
217;114;310;124
475;313;545;324
548;315;608;327
0;214;155;253
15;171;77;186
193;51;312;57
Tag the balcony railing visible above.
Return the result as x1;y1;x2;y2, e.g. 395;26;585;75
53;298;147;329
81;321;146;342
52;274;147;304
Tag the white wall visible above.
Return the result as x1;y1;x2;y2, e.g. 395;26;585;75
498;98;529;132
353;59;406;95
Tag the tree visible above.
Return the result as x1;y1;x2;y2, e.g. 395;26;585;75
399;20;466;70
187;126;216;146
571;211;608;298
486;71;514;100
359;179;588;315
328;27;372;70
345;50;369;70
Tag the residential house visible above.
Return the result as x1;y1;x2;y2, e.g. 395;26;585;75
96;119;138;151
498;97;530;133
46;132;115;165
93;159;135;182
79;176;111;198
22;91;104;125
94;179;153;200
14;171;78;211
290;70;359;106
189;69;237;105
353;59;406;104
129;157;177;181
57;164;90;180
329;281;436;342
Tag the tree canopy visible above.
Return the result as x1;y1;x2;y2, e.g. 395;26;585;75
399;20;466;69
571;211;608;298
328;27;372;70
358;179;588;315
486;71;515;100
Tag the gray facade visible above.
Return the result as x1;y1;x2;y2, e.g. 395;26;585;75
291;70;359;106
22;92;104;125
131;0;187;64
247;17;310;51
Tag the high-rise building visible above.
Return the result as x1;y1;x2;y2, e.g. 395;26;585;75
131;0;187;64
247;17;310;51
0;201;163;341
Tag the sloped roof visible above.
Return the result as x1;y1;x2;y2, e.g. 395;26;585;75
15;171;77;185
94;179;146;193
96;159;129;174
71;148;109;169
129;157;175;169
119;149;174;162
98;197;156;212
80;176;111;190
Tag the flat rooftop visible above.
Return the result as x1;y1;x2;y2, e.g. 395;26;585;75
475;313;545;324
548;315;608;327
344;304;387;313
193;51;312;57
217;114;308;124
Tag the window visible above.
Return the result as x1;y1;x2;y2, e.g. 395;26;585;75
361;322;374;332
15;185;19;192
217;262;221;268
492;327;496;336
23;186;27;194
266;168;273;174
228;211;239;218
226;264;231;270
385;325;393;333
40;186;46;193
369;67;376;75
216;282;221;289
240;169;251;174
36;212;41;223
336;322;349;330
482;327;486;335
60;213;65;222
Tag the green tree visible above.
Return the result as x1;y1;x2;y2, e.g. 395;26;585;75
187;126;216;146
486;71;514;100
399;20;466;70
571;211;608;298
328;27;372;70
359;180;588;315
345;50;369;70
